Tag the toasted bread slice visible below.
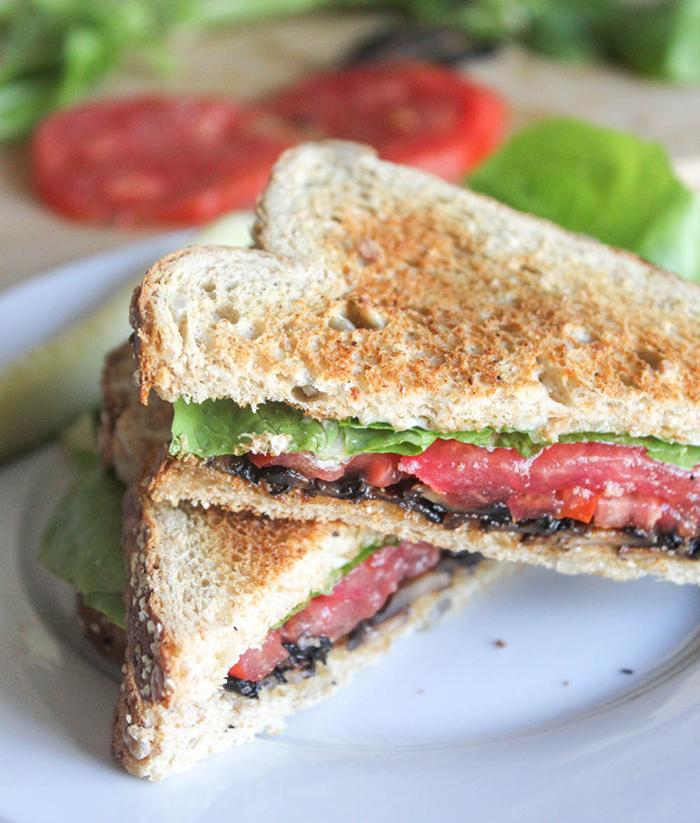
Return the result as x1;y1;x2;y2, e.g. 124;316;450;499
100;344;172;485
119;489;396;707
133;141;700;445
149;456;700;585
113;489;504;779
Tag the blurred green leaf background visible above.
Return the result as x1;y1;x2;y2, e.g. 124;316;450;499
1;0;699;141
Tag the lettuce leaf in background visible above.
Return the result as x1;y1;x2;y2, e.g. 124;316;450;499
392;0;700;80
39;452;125;627
517;0;700;79
468;118;700;282
603;0;700;84
520;0;609;62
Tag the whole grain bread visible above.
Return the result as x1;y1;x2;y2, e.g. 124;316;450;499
100;343;172;485
133;141;700;445
149;456;700;586
119;488;392;708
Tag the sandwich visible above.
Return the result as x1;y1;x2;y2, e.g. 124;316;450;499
115;490;499;779
43;343;505;779
131;141;700;585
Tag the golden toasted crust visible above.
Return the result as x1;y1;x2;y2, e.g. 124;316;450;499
120;486;381;708
133;141;700;444
149;457;700;586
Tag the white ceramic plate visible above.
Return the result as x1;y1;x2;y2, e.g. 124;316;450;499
2;238;700;822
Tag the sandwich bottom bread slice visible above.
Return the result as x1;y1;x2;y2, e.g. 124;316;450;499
150;456;700;585
114;488;506;779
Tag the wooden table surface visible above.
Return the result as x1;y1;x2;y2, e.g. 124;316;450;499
3;10;700;292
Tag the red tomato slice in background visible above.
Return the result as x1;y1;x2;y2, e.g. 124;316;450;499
31;63;507;227
258;61;507;182
31;96;294;227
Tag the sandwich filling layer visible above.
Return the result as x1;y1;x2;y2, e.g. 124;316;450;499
173;401;700;553
225;541;480;696
205;440;700;556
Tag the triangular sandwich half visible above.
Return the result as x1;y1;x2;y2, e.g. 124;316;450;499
94;344;504;779
131;141;700;584
114;490;501;779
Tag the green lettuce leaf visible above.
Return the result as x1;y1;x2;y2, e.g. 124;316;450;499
171;398;344;459
171;399;700;470
603;0;700;84
170;399;495;460
334;535;400;583
40;453;126;628
488;430;547;459
468;118;700;282
83;592;125;623
339;419;486;456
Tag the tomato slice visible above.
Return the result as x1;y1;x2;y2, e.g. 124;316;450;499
228;631;288;682
32;65;506;227
31;96;294;227
228;540;441;682
258;61;507;182
250;451;403;486
280;540;440;644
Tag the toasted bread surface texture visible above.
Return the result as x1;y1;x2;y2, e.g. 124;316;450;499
120;487;388;707
133;141;700;445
